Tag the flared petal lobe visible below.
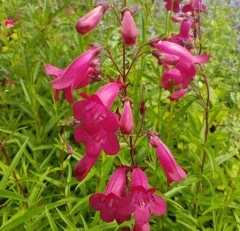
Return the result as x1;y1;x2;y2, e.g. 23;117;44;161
121;8;139;46
169;88;189;101
96;82;122;108
76;3;109;34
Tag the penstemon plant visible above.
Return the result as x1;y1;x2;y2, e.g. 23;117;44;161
44;0;210;230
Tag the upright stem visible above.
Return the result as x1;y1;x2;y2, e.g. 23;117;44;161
0;140;29;209
129;136;135;166
192;67;210;216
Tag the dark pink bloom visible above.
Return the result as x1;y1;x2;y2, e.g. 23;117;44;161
119;99;134;134
75;153;99;181
182;0;206;14
147;131;187;184
169;20;194;49
154;40;210;78
45;45;103;103
154;40;210;66
76;3;109;35
73;82;121;157
169;88;189;101
4;17;15;28
121;8;139;46
118;168;167;226
3;79;16;85
89;166;130;223
164;0;182;13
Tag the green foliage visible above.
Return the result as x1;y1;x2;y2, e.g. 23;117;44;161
0;0;239;230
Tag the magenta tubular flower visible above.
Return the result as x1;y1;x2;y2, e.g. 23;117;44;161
169;20;194;49
45;45;103;103
161;66;183;90
147;131;187;184
119;99;134;134
73;82;121;157
164;0;182;13
121;8;139;46
154;41;210;66
75;153;99;182
154;40;210;78
89;166;130;223
169;88;189;101
182;0;206;14
75;3;109;35
118;168;167;226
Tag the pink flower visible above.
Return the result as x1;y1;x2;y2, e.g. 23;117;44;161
154;40;210;78
45;44;103;103
76;3;109;35
147;131;187;184
155;40;210;65
118;168;167;226
73;82;121;157
75;153;99;182
169;88;189;101
164;0;183;13
182;0;206;14
121;8;139;46
4;17;15;28
169;20;194;49
89;166;130;223
119;98;134;134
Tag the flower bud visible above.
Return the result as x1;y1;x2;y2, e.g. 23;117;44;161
121;8;139;46
139;100;146;116
152;50;180;65
76;3;109;35
119;99;134;134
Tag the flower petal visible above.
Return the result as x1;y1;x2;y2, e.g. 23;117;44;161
86;140;101;157
102;133;120;155
74;125;89;143
149;194;167;216
135;206;151;226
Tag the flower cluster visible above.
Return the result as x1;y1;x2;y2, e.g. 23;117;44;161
154;0;210;101
44;1;210;230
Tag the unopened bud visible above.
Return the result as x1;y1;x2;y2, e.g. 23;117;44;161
67;144;74;155
139;100;146;116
